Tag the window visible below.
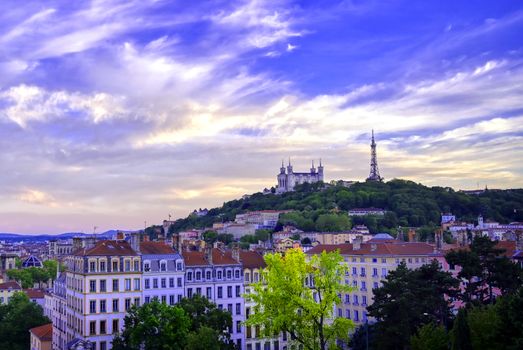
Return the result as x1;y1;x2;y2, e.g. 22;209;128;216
133;278;140;291
161;278;166;288
354;310;359;321
176;262;182;270
145;296;150;304
196;287;201;295
112;319;119;334
382;268;387;277
177;278;182;287
338;308;342;317
153;278;158;289
360;267;366;276
125;278;131;291
100;280;106;292
345;294;350;303
217;270;222;279
112;299;119;312
89;280;96;293
100;320;106;334
381;258;387;263
373;282;379;289
187;288;193;298
206;271;211;280
100;261;106;272
112;260;118;271
217;287;223;298
196;271;201;280
145;279;150;289
169;278;174;288
144;262;150;272
360;257;365;262
89;261;96;272
236;320;241;333
353;295;359;305
206;287;212;299
170;295;175;305
134;297;140;306
361;281;366;291
352;267;357;275
245;272;250;282
161;295;167;303
373;268;378;277
112;279;119;292
227;286;232;298
346;309;351;319
227;270;232;279
372;258;377;263
236;303;241;315
236;285;241;297
90;300;96;313
90;321;96;335
235;270;240;279
187;272;193;281
362;296;367;305
353;280;358;287
363;311;368;322
125;298;131;311
408;258;412;263
227;304;233;313
160;261;166;272
125;260;130;272
100;300;106;313
100;342;107;350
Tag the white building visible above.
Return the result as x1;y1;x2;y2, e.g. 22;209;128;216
50;272;68;350
348;208;386;216
441;213;456;224
182;247;245;349
235;210;289;230
276;160;324;193
64;240;142;350
140;241;185;305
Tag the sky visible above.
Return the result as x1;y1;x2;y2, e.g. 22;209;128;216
0;0;522;234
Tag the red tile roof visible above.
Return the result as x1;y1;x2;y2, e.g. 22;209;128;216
30;323;52;341
140;241;176;255
0;281;21;290
307;242;435;256
74;240;138;256
24;289;45;299
182;248;240;266
240;251;266;269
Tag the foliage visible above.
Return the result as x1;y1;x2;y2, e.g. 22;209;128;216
450;309;472;350
367;261;458;350
246;248;354;350
5;259;64;289
0;292;50;350
112;300;190;350
315;213;351;232
410;323;449;350
349;323;377;350
445;235;522;305
165;180;523;236
112;296;235;350
203;230;218;244
466;305;500;350
239;230;271;244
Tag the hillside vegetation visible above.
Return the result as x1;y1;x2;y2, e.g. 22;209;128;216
168;180;523;236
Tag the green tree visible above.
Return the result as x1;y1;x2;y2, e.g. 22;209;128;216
203;230;218;244
246;248;354;350
216;234;234;245
450;309;472;350
254;229;271;242
467;305;500;350
0;292;50;350
495;287;523;350
186;326;223;350
446;235;522;305
6;269;33;288
410;323;449;350
367;261;458;350
315;213;351;232
112;300;190;350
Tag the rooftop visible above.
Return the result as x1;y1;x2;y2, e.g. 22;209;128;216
239;251;266;269
29;323;52;341
74;240;138;257
140;241;177;255
307;241;435;256
182;248;239;266
0;281;21;290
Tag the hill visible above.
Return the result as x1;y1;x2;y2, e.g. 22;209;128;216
167;179;523;236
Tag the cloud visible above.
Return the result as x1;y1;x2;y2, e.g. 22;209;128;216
17;189;57;206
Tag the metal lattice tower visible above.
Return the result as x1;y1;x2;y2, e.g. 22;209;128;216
367;129;383;181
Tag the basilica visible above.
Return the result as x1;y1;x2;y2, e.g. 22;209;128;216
276;159;324;193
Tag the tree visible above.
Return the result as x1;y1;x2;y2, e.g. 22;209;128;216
466;305;500;350
446;235;522;305
178;294;235;349
112;300;191;350
315;213;351;232
246;248;354;350
203;230;218;244
349;323;377;350
450;309;472;350
495;287;523;350
216;234;234;245
0;292;50;350
367;261;458;350
410;323;448;350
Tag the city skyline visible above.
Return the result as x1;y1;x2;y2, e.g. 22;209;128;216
1;1;522;233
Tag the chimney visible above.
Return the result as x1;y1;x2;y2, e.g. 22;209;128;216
130;232;141;253
205;246;213;265
116;231;125;240
353;235;362;250
232;243;241;263
72;237;82;251
370;243;377;252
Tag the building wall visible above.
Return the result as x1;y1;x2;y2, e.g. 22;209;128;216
142;253;185;304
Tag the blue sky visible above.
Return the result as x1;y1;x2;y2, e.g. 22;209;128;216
0;0;522;233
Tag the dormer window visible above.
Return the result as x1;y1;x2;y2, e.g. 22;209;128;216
100;261;106;272
235;270;240;279
176;262;183;271
160;261;167;272
196;271;201;280
89;261;96;272
217;270;222;279
227;270;232;279
144;262;151;272
187;271;193;281
206;271;211;280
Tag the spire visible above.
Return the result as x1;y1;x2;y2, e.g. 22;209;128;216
310;160;316;174
56;260;60;279
367;129;383;182
287;157;293;173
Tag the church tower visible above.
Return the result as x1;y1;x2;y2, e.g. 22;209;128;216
367;130;383;182
317;159;324;181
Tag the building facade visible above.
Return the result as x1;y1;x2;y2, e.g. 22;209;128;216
276;160;324;193
64;240;142;350
182;247;245;349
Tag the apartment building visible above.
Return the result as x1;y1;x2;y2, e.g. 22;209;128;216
64;240;142;350
182;246;245;349
140;241;185;305
307;240;436;326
